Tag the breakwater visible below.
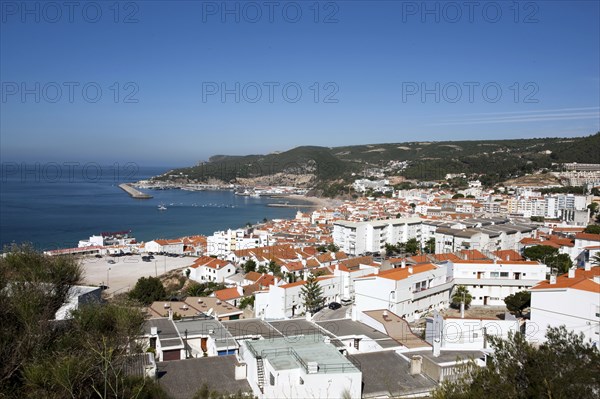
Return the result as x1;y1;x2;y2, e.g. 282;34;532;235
118;183;153;199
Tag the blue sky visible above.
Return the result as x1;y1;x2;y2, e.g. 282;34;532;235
1;0;599;167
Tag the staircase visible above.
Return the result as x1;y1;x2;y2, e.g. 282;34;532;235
256;357;265;393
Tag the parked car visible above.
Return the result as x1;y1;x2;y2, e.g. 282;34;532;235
94;254;102;258
340;298;353;306
328;302;342;310
108;260;116;264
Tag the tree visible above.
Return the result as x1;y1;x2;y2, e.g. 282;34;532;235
504;291;531;317
185;282;226;297
0;245;168;398
583;224;600;234
316;245;327;253
239;296;255;310
301;276;324;314
424;238;435;254
268;260;281;275
433;327;600;399
523;245;558;262
326;243;340;252
592;253;600;266
384;243;397;256
452;193;464;199
451;285;472;309
547;253;573;274
405;238;420;256
243;259;256;274
128;276;167;305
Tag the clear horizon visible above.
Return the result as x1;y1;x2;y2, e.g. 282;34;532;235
1;1;599;166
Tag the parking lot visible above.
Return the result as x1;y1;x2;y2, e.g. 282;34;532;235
80;254;197;295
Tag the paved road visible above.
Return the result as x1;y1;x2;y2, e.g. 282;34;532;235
313;304;351;321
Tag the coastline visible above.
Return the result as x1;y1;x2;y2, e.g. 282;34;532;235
284;194;342;209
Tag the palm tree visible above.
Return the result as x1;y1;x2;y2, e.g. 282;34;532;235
592;254;600;266
451;285;472;309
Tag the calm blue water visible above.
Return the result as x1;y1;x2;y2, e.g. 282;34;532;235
0;165;310;251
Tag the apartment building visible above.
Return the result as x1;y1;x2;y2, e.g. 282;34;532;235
450;260;547;306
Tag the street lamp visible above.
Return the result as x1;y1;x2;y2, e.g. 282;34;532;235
107;267;111;288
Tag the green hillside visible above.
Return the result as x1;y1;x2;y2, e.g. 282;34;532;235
154;132;600;190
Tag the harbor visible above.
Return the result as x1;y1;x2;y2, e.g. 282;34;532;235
118;183;153;199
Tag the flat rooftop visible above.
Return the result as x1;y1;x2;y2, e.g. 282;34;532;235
222;318;283;340
174;318;237;350
355;351;437;398
316;319;400;349
158;356;251;399
405;349;486;365
245;335;359;374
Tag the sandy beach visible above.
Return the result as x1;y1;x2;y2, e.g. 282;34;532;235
285;194;342;209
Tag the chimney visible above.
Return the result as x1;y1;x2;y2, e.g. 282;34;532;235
408;266;413;274
549;275;557;285
237;286;244;296
584;262;591;271
150;326;158;336
409;355;423;375
432;337;441;357
568;268;575;279
401;259;406;269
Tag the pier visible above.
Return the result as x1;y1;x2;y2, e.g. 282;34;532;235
118;183;153;199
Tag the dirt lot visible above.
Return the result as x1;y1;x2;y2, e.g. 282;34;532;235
80;254;197;295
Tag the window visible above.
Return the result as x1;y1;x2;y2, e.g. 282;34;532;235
490;272;499;278
269;373;275;386
500;272;509;278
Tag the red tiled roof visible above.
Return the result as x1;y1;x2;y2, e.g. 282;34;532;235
575;233;600;242
531;267;600;294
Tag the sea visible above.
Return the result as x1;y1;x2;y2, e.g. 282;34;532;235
0;164;313;251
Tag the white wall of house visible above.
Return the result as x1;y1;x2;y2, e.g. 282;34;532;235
425;313;520;351
451;261;547;306
189;263;236;283
529;285;600;346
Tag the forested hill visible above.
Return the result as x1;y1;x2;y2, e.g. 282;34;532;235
153;133;600;190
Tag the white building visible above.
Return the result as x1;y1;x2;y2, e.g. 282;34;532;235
239;335;362;399
144;239;184;254
207;229;270;257
188;256;236;283
352;179;390;193
354;263;453;322
425;311;520;351
333;217;423;256
450;260;547;306
529;265;600;346
254;276;340;319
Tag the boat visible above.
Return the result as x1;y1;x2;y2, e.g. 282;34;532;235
158;204;167;211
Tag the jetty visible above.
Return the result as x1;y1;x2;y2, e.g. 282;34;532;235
118;183;153;199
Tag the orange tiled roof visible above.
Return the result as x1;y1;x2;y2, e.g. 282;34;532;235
575;233;600;242
492;250;524;261
214;287;243;301
531;267;600;294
